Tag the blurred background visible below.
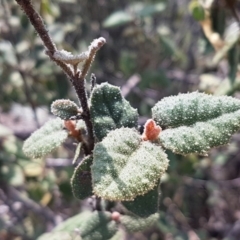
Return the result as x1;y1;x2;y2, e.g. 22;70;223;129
1;0;240;239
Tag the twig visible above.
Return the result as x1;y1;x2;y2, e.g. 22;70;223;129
15;0;56;54
71;77;94;153
79;38;106;81
15;0;106;154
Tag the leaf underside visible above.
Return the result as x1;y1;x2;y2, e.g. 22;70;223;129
23;118;68;158
152;92;240;155
90;83;138;141
91;128;169;201
71;155;93;200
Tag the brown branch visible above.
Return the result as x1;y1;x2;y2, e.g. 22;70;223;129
74;38;106;153
15;0;74;78
15;0;106;154
15;0;56;54
72;76;94;153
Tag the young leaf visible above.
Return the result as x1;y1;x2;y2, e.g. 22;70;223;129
91;128;169;201
71;155;93;200
37;211;117;240
121;182;160;217
23;118;68;158
51;99;79;120
90;83;138;141
152;92;240;155
120;213;159;233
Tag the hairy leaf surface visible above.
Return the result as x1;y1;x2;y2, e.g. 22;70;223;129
152;92;240;155
51;99;79;120
71;155;93;200
23;118;68;158
92;128;169;201
90;83;138;141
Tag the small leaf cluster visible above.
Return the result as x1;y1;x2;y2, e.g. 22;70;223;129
24;83;240;203
24;82;240;239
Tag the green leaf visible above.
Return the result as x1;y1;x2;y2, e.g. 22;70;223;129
122;182;160;217
37;211;117;240
23;118;68;158
51;99;79;120
91;128;169;201
120;213;159;233
71;155;93;200
188;0;205;21
90;83;138;141
152;92;240;155
103;11;134;28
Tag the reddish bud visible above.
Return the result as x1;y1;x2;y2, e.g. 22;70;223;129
111;211;121;222
142;119;161;141
64;120;80;139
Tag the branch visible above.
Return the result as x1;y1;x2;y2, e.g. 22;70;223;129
15;0;106;154
15;0;56;54
79;38;106;81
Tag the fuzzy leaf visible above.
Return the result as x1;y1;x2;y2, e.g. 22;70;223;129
51;99;79;120
122;182;160;217
23;118;68;158
90;83;138;141
91;128;169;201
71;155;93;200
37;211;117;240
120;213;159;233
152;92;240;155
